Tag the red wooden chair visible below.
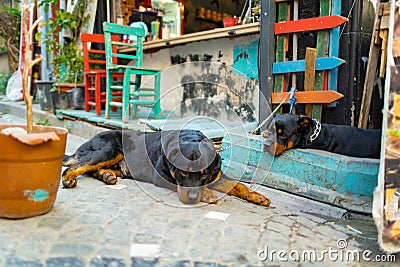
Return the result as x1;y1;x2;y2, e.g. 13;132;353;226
81;33;122;115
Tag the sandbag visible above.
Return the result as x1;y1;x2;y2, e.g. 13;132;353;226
6;71;23;101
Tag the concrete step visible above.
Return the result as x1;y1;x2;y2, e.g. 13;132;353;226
221;133;379;214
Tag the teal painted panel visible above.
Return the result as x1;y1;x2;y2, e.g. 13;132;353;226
222;159;255;180
270;151;339;189
337;159;379;197
233;40;259;79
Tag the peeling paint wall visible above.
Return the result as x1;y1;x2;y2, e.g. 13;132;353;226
141;34;260;122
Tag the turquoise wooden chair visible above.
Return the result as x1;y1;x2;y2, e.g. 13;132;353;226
103;22;161;122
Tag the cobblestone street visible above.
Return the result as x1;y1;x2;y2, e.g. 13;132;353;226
0;107;395;266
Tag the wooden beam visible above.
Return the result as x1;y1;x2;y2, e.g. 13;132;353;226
328;0;343;94
358;3;385;128
304;47;317;116
379;29;388;78
312;0;330;121
119;23;261;53
273;2;289;97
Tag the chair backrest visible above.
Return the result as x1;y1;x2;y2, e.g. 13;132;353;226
81;33;120;73
103;22;146;68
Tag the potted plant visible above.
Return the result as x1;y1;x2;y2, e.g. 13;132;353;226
0;3;68;219
36;0;89;111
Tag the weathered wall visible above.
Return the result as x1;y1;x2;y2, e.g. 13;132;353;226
139;0;379;127
142;34;260;122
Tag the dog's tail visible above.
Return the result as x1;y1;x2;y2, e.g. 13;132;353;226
63;154;77;167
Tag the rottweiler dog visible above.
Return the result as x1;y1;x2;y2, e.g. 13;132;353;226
262;114;381;159
62;129;270;206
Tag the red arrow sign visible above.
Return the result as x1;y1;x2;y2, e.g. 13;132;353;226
275;15;348;35
272;91;344;104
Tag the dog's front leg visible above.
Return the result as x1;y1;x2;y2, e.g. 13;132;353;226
209;175;270;207
62;168;79;188
93;169;122;185
201;187;218;204
62;153;124;188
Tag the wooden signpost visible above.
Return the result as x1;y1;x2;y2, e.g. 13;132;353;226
273;1;289;111
272;0;346;119
272;56;345;74
272;90;343;104
274;15;348;34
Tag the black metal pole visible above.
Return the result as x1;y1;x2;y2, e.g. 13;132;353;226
349;0;362;126
258;0;275;132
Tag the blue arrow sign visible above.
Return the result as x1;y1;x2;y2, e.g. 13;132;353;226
272;57;346;74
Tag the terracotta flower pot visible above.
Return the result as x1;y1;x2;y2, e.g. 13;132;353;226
0;125;68;219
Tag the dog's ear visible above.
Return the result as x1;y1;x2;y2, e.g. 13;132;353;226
213;153;222;171
210;153;223;183
297;115;313;134
162;130;216;172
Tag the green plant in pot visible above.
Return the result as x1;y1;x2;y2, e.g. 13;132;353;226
0;3;68;219
37;0;89;111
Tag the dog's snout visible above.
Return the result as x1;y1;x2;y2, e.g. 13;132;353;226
177;185;201;204
262;129;275;148
187;190;200;203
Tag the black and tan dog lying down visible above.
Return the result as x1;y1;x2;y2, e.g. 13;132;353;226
62;129;270;206
262;114;381;159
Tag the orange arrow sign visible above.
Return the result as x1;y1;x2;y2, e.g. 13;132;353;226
272;91;344;104
275;15;349;35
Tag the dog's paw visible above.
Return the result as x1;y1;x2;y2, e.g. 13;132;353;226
102;172;118;185
62;178;77;188
201;188;218;204
246;191;271;207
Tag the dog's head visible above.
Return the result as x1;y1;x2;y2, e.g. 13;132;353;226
163;130;222;204
262;114;314;156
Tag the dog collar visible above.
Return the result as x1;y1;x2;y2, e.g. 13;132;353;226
308;119;321;142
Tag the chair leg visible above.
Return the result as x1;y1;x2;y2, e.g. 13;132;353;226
84;75;90;112
123;69;131;123
131;74;141;118
105;70;112;119
95;73;102;115
153;72;161;119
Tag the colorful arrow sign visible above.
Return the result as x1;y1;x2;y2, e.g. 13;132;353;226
272;90;344;104
272;57;345;74
274;15;348;35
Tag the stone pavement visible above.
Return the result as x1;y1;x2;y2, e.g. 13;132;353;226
0;103;397;266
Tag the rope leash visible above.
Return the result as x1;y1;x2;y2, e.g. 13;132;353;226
218;93;290;153
339;0;357;38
